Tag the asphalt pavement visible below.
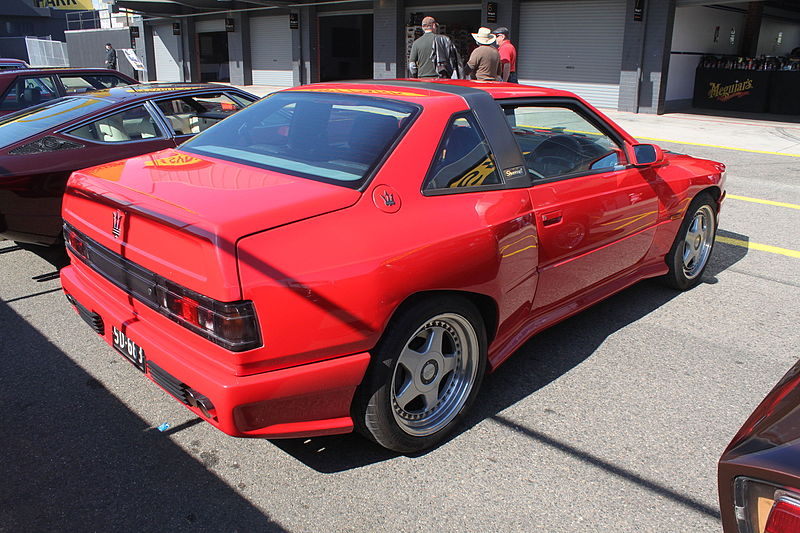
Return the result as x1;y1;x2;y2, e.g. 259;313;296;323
1;91;798;532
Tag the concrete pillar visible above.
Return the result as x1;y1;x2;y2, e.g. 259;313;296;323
227;12;250;85
618;0;676;114
180;17;196;82
142;22;156;82
291;10;303;85
481;0;519;39
373;0;404;79
301;6;317;83
740;2;763;57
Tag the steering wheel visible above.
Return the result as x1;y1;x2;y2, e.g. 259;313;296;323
527;135;584;178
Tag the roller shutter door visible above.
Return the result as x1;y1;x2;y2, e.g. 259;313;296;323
153;23;182;82
249;15;293;86
517;0;626;109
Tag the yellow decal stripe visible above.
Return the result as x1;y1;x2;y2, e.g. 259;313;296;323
717;236;800;259
727;194;800;210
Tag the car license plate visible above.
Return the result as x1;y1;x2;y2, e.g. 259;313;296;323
112;326;146;372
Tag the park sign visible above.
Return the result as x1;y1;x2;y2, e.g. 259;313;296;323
32;0;94;10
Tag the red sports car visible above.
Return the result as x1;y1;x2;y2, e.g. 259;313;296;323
60;80;726;452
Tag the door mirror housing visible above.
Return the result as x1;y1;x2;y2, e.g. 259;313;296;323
631;143;664;167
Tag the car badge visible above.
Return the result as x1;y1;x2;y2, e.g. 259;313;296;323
112;209;124;239
381;191;396;207
503;166;525;179
372;185;401;214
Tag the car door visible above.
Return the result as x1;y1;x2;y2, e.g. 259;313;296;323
0;75;59;114
501;101;660;311
152;91;255;144
62;102;177;168
422;112;539;351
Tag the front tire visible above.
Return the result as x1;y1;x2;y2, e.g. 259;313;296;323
354;296;487;453
663;193;717;290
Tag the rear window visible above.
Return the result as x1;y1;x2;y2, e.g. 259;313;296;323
180;91;418;188
0;97;110;148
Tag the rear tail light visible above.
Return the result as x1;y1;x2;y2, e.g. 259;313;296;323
64;223;261;352
64;224;87;260
734;478;800;533
766;498;800;533
155;280;260;352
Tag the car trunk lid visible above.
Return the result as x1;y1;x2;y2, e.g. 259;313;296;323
63;149;361;301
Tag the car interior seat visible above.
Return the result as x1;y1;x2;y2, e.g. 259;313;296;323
97;115;131;142
348;113;398;164
287;102;331;160
22;87;41;106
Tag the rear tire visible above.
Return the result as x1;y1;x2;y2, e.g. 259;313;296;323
354;296;487;453
663;193;717;290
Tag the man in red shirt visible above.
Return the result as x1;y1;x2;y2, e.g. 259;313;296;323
493;27;517;83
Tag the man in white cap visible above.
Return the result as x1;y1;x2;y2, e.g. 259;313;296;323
466;27;500;81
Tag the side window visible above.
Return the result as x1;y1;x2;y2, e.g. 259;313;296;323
504;105;624;180
85;74;128;88
59;74;127;95
60;76;95;95
424;114;501;191
156;93;246;136
68;105;163;143
0;76;58;111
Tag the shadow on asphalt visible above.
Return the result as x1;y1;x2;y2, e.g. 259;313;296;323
272;229;750;474
0;298;285;533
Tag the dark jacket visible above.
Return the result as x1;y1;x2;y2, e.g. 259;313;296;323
105;47;117;69
432;34;463;79
409;32;462;79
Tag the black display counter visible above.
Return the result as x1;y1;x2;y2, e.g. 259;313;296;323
693;68;772;113
693;67;800;115
769;71;800;115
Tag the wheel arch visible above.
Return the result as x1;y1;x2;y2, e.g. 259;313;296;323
386;290;499;346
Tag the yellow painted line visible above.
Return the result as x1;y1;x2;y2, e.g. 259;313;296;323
636;136;800;157
717;236;800;258
727;194;800;210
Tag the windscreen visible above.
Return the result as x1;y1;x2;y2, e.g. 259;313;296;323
0;97;110;148
180;91;418;188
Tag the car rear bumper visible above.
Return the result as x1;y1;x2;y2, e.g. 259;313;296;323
60;261;371;439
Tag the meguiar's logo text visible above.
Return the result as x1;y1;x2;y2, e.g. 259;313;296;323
707;79;753;102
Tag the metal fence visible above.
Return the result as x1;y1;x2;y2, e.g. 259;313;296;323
25;37;69;67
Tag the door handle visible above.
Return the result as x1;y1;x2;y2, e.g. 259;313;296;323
541;210;563;227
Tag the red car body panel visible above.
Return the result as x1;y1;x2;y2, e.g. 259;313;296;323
60;80;726;439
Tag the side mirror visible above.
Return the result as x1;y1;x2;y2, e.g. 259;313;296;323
631;143;664;167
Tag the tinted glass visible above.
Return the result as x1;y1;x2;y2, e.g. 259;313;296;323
425;115;501;191
60;74;128;95
0;76;59;111
155;92;248;136
0;97;109;148
181;92;416;187
68;104;163;143
504;106;621;179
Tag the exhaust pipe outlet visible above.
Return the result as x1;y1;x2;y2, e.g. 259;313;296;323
186;389;216;419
